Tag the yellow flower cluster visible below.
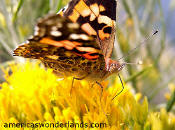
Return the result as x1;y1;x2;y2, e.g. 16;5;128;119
0;61;174;130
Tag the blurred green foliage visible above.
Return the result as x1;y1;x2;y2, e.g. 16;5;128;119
0;0;174;113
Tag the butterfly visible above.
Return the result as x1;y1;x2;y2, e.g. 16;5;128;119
13;0;125;83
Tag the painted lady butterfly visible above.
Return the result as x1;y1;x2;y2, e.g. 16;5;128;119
13;0;125;83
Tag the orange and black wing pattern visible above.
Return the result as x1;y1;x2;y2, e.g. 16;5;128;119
13;0;117;79
13;14;106;78
13;14;102;61
60;0;117;58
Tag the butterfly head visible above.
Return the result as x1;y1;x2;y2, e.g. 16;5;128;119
105;58;126;74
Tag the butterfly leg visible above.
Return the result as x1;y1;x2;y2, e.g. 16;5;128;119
70;76;87;95
90;81;103;99
112;74;124;100
95;81;103;100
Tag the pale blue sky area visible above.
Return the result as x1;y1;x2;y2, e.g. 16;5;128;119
162;0;175;42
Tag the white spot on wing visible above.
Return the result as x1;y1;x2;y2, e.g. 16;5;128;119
34;26;39;35
67;23;79;29
50;31;62;37
98;15;112;25
69;34;79;40
79;34;89;40
34;25;46;37
69;34;89;40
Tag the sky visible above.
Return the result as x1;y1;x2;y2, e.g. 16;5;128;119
162;0;175;42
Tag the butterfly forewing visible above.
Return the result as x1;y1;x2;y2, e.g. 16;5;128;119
14;14;102;58
61;0;117;58
13;14;106;79
13;0;121;81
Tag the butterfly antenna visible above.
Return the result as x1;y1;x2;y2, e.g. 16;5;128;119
123;60;143;65
118;30;158;61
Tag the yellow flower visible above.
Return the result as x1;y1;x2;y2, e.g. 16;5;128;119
147;109;175;130
0;61;175;130
165;83;175;100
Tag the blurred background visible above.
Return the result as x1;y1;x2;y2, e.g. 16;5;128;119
0;0;174;112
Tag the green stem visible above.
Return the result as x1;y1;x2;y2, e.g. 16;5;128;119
166;90;175;112
12;0;24;23
56;0;63;12
125;65;153;83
